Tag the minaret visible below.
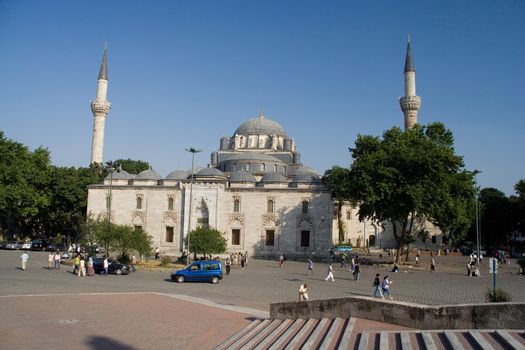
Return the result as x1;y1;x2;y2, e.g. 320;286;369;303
90;46;111;164
399;36;421;130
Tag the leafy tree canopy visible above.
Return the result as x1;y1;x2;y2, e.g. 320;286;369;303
184;227;227;257
112;159;150;175
345;123;476;255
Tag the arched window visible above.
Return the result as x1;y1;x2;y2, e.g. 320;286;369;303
302;200;309;214
168;197;174;211
233;199;240;213
261;163;266;171
136;196;143;210
246;163;250;171
273;164;278;172
267;199;274;214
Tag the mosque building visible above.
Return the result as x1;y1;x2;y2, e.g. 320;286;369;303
86;39;443;258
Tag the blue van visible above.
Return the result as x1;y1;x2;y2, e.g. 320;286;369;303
171;260;223;284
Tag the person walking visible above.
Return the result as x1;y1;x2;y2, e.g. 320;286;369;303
373;273;383;298
47;252;54;270
225;257;231;275
54;251;61;270
154;247;160;260
279;254;285;268
307;258;314;276
430;258;435;272
79;257;86;277
382;275;393;299
325;263;335;282
131;254;137;272
240;254;246;270
87;257;95;276
103;257;109;276
20;251;29;271
340;254;347;268
415;250;420;265
73;254;80;275
298;283;309;301
353;263;360;281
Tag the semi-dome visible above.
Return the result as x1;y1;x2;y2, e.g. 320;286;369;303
136;168;162;180
229;171;257;183
105;170;133;180
260;172;288;183
195;167;227;178
166;170;189;180
234;114;287;137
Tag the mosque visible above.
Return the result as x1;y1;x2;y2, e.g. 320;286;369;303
86;40;442;258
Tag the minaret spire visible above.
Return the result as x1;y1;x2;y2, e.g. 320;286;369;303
399;36;421;130
98;45;108;80
90;46;112;164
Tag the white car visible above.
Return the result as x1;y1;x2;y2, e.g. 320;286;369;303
21;242;32;250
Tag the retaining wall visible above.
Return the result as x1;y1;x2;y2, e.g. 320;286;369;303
269;296;525;329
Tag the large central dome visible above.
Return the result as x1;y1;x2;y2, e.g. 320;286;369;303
234;113;287;137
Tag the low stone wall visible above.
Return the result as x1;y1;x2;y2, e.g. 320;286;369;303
269;296;525;329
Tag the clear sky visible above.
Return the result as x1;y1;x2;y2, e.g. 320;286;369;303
1;1;523;195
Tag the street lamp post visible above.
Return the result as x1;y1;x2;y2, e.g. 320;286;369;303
104;161;120;221
185;147;202;265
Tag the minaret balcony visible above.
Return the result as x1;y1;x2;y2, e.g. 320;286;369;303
91;101;111;115
399;95;421;110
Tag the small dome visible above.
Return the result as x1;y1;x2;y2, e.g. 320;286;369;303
234;114;287;137
229;171;257;183
196;167;226;178
260;172;288;183
166;170;189;180
136;168;162;180
105;170;132;180
292;172;321;183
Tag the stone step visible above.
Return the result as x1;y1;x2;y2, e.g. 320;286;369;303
217;318;525;350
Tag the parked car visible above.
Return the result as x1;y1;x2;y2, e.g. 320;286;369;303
31;239;51;251
334;246;353;253
92;258;131;275
4;241;21;250
171;260;223;284
21;242;32;250
46;243;67;252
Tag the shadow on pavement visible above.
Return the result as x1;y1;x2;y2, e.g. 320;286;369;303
86;336;138;350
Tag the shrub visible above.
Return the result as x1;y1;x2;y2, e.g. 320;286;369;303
485;288;511;303
159;256;171;266
333;241;353;248
117;253;130;264
517;258;525;269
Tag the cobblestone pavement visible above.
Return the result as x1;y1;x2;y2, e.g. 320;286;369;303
1;251;524;310
1;251;524;350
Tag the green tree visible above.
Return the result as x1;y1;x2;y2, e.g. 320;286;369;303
477;188;512;248
0;131;52;239
346;123;476;260
79;216;152;259
184;227;227;258
112;158;150;175
323;166;351;242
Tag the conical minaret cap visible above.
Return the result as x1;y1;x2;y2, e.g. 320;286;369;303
98;47;108;80
404;40;415;73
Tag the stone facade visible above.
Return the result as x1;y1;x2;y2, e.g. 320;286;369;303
87;113;334;259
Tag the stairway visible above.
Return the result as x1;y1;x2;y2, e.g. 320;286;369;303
214;318;525;350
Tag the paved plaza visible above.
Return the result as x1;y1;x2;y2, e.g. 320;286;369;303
0;250;524;349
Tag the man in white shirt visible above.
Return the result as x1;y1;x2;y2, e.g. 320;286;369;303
298;283;309;301
20;251;29;270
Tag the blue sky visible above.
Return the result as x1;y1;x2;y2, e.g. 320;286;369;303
1;1;523;195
